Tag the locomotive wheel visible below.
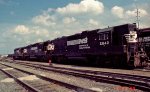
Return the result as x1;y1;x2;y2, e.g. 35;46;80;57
57;57;62;63
62;57;68;64
112;54;129;69
51;56;57;63
112;56;119;68
55;56;66;64
93;56;99;66
40;56;48;62
94;56;105;67
39;56;43;62
86;55;96;66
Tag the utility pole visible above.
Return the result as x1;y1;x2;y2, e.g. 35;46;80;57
134;1;141;48
135;3;140;29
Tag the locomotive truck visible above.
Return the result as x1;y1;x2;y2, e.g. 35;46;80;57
13;23;148;68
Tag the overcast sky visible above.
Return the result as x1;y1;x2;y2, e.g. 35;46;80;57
0;0;150;54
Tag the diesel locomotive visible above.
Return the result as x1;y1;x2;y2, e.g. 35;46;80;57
13;23;148;68
138;28;150;60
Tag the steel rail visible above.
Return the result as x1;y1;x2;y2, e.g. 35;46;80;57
0;62;97;92
0;68;41;92
5;61;150;91
15;61;150;81
9;60;150;82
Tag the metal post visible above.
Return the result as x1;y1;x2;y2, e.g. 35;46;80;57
135;2;140;29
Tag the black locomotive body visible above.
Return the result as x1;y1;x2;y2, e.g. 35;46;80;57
13;23;148;68
13;42;46;61
51;24;145;67
14;47;24;60
138;28;150;59
26;42;46;61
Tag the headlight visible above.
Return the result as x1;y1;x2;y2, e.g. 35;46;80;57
47;44;54;50
125;31;137;43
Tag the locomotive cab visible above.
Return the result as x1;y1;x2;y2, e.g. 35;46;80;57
42;41;55;63
125;31;148;67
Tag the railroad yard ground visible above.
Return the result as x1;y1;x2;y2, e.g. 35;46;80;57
0;58;149;92
0;70;27;92
7;58;150;77
1;0;150;91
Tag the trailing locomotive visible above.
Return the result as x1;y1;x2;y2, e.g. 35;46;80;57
138;28;150;59
13;23;148;68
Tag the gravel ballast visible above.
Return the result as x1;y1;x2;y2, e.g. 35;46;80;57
1;61;143;92
0;70;27;92
0;63;72;92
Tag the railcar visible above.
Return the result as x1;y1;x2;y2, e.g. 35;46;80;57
13;47;24;60
13;23;148;68
48;23;147;68
138;28;150;59
13;41;55;62
27;42;46;61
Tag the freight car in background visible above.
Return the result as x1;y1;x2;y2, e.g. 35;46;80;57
13;23;148;68
138;28;150;59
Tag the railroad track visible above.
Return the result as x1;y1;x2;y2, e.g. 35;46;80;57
0;62;96;92
3;60;150;91
134;68;150;72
